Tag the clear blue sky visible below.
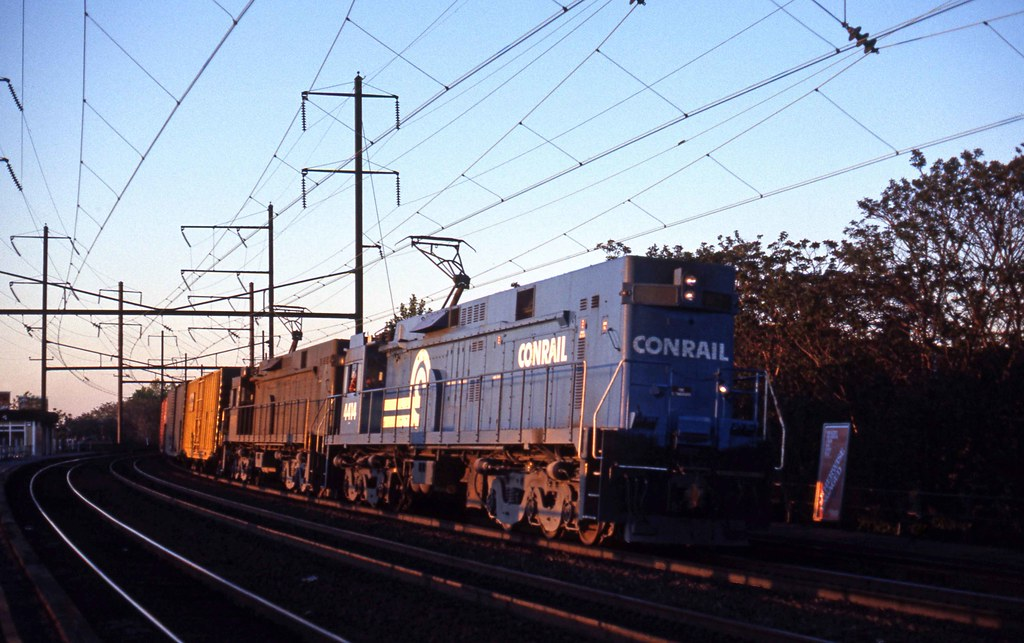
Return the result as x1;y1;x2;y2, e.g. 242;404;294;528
2;0;1022;415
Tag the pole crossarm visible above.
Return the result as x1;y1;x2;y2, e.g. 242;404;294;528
302;167;398;176
303;90;398;99
180;223;266;248
0;308;356;318
181;269;270;274
46;365;227;372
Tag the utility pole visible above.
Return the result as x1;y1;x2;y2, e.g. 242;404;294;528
118;281;124;445
10;225;73;411
148;331;177;394
354;76;364;335
268;204;275;357
180;206;277;358
43;227;49;410
302;75;399;336
249;282;255;367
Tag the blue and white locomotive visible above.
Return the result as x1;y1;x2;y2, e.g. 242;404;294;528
196;255;776;545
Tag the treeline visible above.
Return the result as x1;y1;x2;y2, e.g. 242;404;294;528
64;383;163;447
604;148;1024;538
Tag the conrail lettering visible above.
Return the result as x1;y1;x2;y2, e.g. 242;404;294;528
517;335;569;368
632;335;730;362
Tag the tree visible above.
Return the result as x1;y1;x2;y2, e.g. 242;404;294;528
843;148;1024;375
63;382;164;447
596;147;1024;505
379;294;432;339
839;148;1024;496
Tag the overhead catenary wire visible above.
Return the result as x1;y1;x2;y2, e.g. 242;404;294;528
5;1;1020;409
169;1;1015;352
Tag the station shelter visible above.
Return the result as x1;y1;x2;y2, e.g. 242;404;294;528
0;409;58;458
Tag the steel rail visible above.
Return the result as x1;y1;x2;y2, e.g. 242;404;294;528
125;457;825;642
159;455;1023;632
36;458;349;642
28;459;184;642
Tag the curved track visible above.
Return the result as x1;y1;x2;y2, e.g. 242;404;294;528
6;454;1021;642
154;455;1024;636
122;457;815;642
25;456;345;641
135;455;1023;641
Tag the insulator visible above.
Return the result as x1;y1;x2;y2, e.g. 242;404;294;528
3;159;22;192
301;98;307;131
394;98;400;129
395;174;401;206
6;82;23;112
301;174;307;209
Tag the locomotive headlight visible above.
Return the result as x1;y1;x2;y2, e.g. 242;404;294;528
683;290;696;302
684;274;698;286
717;383;729;395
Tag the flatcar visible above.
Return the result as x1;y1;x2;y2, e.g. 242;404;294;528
169;256;778;545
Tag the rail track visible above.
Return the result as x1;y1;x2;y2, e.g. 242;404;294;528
746;529;1024;597
16;456;346;641
138;455;1021;641
148;455;1024;634
4;454;1021;642
121;456;820;641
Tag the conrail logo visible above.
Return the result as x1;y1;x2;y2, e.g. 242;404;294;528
517;335;569;369
408;349;432;427
381;349;433;430
632;335;730;362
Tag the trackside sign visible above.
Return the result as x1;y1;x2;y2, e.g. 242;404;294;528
813;422;851;522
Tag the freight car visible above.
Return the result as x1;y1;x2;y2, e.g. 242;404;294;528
158;383;185;456
168;256;778;545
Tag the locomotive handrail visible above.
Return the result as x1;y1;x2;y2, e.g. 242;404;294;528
767;375;787;471
589;358;625;460
349;360;584;439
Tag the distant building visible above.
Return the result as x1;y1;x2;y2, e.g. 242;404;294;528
16;394;45;411
0;391;10;409
0;409;59;458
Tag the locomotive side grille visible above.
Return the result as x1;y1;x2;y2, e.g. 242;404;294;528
470;339;484;352
573;336;586;410
591;294;600;308
579;298;588;311
467;380;482;403
460;302;487;325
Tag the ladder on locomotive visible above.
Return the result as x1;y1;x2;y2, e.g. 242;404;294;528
578;429;606;521
578;358;624;521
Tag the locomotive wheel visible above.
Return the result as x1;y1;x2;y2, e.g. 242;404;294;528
577;520;606;546
533;496;565;539
540;520;564;540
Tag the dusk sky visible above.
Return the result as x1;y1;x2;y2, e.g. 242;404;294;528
2;0;1022;415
